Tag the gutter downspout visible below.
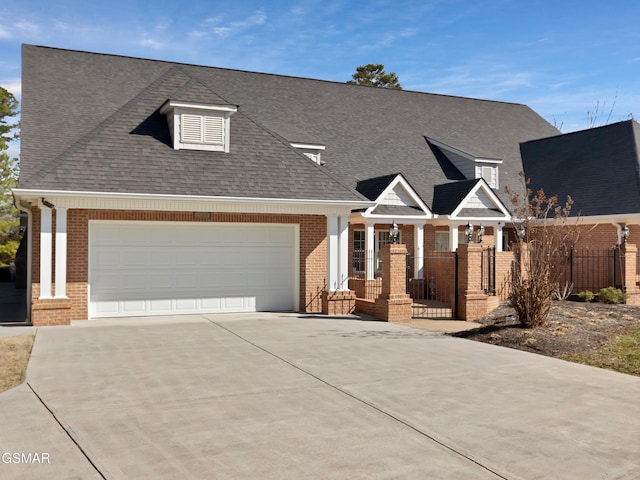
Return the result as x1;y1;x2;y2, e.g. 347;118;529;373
15;198;32;321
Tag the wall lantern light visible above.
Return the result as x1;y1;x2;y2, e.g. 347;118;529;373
621;224;630;244
465;222;473;243
389;221;400;244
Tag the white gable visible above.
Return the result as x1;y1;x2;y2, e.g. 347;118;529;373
465;189;495;209
380;183;419;207
362;174;433;219
450;179;511;220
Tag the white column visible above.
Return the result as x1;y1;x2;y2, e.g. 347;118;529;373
338;214;349;290
365;222;375;280
55;207;68;298
495;224;503;252
39;206;53;299
414;223;424;279
449;223;460;252
327;215;339;291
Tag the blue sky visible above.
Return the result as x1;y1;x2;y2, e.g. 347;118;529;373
2;0;639;159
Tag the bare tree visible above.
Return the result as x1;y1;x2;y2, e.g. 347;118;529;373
506;176;580;327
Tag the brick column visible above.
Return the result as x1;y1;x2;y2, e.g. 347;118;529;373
621;243;640;305
457;243;490;321
375;244;412;322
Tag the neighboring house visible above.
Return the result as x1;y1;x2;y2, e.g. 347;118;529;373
521;120;640;248
14;45;560;325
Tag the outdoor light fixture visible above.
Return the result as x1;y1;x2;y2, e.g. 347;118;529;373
465;222;473;243
389;221;400;244
517;224;526;239
41;198;55;209
621;224;630;244
477;224;485;243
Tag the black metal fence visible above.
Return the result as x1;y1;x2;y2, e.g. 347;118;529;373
481;246;496;295
553;247;623;293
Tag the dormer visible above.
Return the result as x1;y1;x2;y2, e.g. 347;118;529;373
428;138;502;189
160;100;237;152
290;142;326;165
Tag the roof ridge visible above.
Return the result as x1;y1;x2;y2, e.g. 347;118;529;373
22;65;192;188
522;119;636;146
23;44;528;108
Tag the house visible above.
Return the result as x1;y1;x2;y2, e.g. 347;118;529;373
521;120;640;247
14;45;560;325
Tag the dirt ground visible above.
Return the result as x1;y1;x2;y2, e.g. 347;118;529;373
453;300;640;358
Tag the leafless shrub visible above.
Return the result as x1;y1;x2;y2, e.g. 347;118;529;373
553;281;574;301
505;176;580;327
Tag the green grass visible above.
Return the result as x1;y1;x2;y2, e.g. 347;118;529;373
562;326;640;376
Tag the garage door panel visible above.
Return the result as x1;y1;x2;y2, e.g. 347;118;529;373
89;222;296;318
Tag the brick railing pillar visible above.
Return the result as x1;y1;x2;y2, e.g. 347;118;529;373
457;243;490;321
375;244;412;322
620;243;640;305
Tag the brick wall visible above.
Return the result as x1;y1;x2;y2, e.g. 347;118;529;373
496;251;515;300
31;209;328;324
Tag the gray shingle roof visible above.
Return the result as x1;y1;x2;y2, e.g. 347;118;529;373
369;205;425;216
431;179;479;215
20;45;560;207
521;120;640;217
355;174;402;201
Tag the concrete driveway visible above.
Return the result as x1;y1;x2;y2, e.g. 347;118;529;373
1;313;639;479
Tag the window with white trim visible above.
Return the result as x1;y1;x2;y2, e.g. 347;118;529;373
160;100;237;153
353;230;365;273
290;143;326;166
181;113;226;146
477;165;498;188
352;229;403;275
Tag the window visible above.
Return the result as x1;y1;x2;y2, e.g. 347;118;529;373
352;229;402;274
181;114;225;146
478;165;498;188
353;230;365;273
435;231;450;251
290;143;326;166
160;100;237;153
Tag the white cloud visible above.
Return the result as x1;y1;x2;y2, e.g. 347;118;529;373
0;25;11;39
140;37;164;49
189;9;267;40
213;27;233;38
14;20;40;38
0;80;21;98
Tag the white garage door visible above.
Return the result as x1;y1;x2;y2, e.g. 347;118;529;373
89;222;298;318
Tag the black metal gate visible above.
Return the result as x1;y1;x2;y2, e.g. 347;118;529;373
481;246;496;295
407;252;457;319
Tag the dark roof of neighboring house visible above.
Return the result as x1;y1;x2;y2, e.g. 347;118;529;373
431;179;479;215
355;174;402;201
521;120;640;217
20;45;560;207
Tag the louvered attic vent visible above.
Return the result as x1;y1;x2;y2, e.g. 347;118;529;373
160;100;237;152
